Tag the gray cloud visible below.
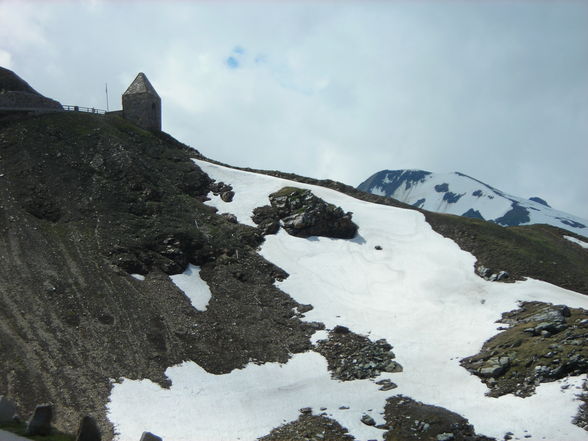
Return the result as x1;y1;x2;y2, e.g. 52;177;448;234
1;0;587;218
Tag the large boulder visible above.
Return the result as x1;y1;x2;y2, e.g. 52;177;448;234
264;187;358;239
0;396;17;424
76;415;102;441
26;404;53;436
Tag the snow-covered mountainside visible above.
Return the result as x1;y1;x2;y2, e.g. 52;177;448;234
357;170;588;237
107;160;588;441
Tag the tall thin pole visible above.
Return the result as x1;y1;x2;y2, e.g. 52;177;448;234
105;83;109;112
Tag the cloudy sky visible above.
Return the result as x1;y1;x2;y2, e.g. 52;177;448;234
1;0;587;218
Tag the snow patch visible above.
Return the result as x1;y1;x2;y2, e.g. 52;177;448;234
108;352;386;441
170;264;212;311
564;235;588;249
130;274;145;281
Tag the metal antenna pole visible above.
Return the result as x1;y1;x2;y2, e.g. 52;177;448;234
105;83;109;112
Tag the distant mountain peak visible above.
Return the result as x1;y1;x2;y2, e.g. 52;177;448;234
357;169;587;237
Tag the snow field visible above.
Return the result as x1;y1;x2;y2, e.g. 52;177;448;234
108;351;387;441
107;160;588;441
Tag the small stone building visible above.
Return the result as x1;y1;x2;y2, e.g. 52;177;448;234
122;72;161;131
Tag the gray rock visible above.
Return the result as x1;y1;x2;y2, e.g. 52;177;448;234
220;213;237;223
376;379;398;391
383;361;403;373
0;396;17;424
478;356;510;378
220;191;235;202
360;414;376;426
496;271;509;281
437;434;455;441
76;415;102;441
26;404;53;436
140;432;162;441
269;187;358;239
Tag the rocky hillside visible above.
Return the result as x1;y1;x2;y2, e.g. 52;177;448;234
357;169;588;237
0;112;319;439
0;92;587;441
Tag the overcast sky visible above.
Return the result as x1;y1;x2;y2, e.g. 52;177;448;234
1;0;587;218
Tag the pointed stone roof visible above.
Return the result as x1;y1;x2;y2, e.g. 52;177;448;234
123;72;160;98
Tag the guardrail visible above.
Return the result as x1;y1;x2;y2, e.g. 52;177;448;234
0;105;107;115
62;105;106;114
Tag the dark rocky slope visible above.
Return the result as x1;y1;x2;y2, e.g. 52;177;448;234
0;112;318;438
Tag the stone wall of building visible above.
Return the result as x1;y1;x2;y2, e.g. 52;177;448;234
122;93;161;131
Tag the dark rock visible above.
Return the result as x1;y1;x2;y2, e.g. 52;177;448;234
376;379;398;391
140;432;163;441
375;245;383;250
26;404;53;436
300;407;312;414
251;205;281;236
315;328;400;381
209;181;233;195
220;191;235;202
0;396;17;424
221;213;238;223
476;265;493;279
361;414;376;426
297;304;313;314
268;187;358;239
76;415;102;441
332;325;350;334
495;271;509;281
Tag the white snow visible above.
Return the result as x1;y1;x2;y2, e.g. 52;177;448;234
108;352;386;441
170;264;212;311
108;160;588;441
130;274;145;281
565;235;588;249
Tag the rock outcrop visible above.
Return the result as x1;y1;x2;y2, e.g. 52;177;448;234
461;302;588;397
253;187;358;239
314;326;401;381
0;66;62;112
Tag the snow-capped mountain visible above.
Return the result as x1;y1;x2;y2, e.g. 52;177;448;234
357;170;588;237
